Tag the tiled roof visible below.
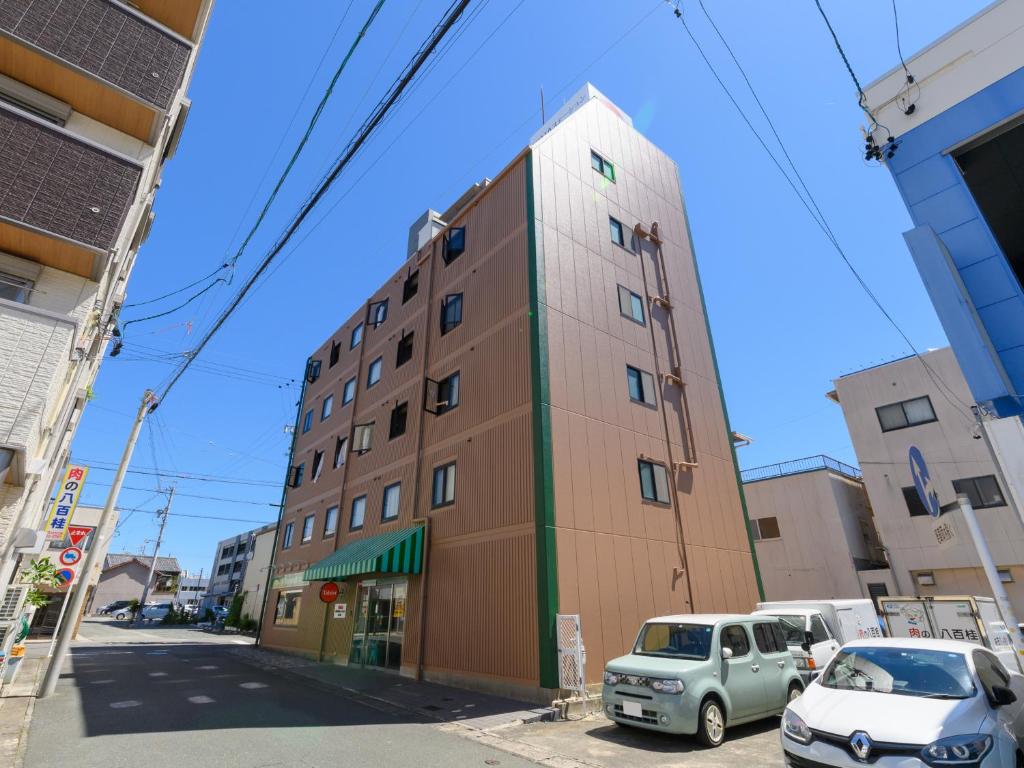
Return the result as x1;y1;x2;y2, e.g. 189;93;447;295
103;553;181;572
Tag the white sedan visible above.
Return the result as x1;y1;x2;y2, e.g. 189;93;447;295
781;638;1024;767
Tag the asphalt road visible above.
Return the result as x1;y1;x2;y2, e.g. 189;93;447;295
24;619;537;768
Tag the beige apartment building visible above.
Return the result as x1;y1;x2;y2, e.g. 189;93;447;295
743;455;891;603
0;0;213;618
258;84;761;699
832;347;1024;614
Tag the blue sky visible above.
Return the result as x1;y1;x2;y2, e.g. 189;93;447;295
69;0;991;575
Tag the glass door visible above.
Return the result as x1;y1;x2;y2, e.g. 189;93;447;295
348;580;407;670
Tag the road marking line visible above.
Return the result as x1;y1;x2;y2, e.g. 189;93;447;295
148;672;168;677
109;700;141;709
239;682;267;689
197;665;218;670
230;639;250;645
91;680;115;684
188;695;214;704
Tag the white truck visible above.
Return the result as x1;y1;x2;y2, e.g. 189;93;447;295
753;599;882;682
879;595;1021;672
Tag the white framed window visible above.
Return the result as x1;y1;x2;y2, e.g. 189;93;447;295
876;396;936;432
432;462;456;507
350;495;366;530
324;506;338;537
626;365;656;406
382;482;401;521
367;357;383;387
350;322;363;349
638;459;669;503
321;395;333;421
342;377;356;404
617;285;645;325
301;514;315;543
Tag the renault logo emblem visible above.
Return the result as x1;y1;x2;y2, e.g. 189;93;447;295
850;731;872;761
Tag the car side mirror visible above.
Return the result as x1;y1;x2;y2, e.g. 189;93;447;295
721;647;733;660
802;631;814;653
992;685;1017;707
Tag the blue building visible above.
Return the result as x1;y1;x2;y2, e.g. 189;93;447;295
863;0;1024;513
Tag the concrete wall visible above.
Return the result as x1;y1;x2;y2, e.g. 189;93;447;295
747;469;874;601
835;347;1024;615
90;561;175;612
240;528;275;622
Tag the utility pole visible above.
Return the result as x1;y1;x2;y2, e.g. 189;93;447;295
39;390;156;698
134;485;173;627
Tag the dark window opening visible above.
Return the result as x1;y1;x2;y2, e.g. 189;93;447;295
638;459;670;503
306;359;321;383
953;475;1006;509
626;365;657;406
425;371;460;415
290;463;304;488
368;299;388;328
333;437;347;468
441;293;463;335
443;227;466;264
396;331;414;367
432;462;456;507
389;401;408;439
329;340;341;367
590;150;615;182
610;216;625;247
903;486;930;517
302;409;313;434
403;270;419;303
311;450;324;482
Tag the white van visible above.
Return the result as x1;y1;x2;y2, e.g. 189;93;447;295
753;599;882;681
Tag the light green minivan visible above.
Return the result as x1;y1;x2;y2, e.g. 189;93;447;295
602;614;804;747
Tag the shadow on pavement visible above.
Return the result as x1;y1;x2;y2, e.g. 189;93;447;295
585;717;780;753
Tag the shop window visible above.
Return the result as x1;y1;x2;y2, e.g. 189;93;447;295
274;590;301;626
441;293;463;335
443;227;466;265
350;495;367;530
617;285;645;325
367;356;383;387
396;331;414;367
638;459;669;503
382;482;401;521
876;396;936;432
352;422;374;454
432;462;456;507
350;322;364;349
403;270;419;303
389;402;408;440
626;365;656;406
425;371;460;415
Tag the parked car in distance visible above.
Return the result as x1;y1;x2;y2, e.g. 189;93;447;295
782;638;1024;767
97;599;132;616
602;614;804;747
754;599;881;682
210;605;228;620
112;605;134;621
140;603;173;622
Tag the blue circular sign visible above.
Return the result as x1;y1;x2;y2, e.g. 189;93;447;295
909;445;941;518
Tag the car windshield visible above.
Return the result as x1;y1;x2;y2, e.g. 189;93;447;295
773;615;807;645
821;647;976;699
634;623;713;660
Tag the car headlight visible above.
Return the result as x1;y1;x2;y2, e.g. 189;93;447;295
921;734;992;766
781;708;812;745
794;656;808;670
651;679;684;694
603;671;621;686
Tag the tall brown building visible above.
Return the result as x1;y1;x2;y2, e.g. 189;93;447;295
259;84;761;700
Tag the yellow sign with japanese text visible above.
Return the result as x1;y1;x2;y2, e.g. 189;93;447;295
44;465;88;541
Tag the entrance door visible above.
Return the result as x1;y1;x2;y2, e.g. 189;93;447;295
348;581;407;670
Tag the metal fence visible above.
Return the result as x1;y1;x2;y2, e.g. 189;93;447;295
740;454;862;484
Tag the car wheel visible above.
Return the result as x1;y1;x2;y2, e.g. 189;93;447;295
787;683;803;703
697;698;725;747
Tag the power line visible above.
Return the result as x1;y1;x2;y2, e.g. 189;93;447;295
122;265;227;309
667;4;976;428
84;482;280;507
75;459;280;487
155;0;474;405
117;507;277;525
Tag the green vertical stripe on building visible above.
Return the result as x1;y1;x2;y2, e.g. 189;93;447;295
526;150;560;689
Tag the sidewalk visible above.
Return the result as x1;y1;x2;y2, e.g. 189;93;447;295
231;645;557;730
0;655;43;768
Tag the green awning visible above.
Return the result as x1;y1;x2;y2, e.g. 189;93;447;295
304;525;424;581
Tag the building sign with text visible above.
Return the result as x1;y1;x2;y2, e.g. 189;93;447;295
44;465;88;541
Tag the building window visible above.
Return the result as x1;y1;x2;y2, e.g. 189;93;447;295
368;299;388;328
749;517;781;541
290;463;304;488
221;545;234;559
425;371;460;415
236;541;247;555
342;377;356;404
609;216;625;247
281;522;294;549
902;486;930;517
432;462;456;507
301;514;315;543
217;564;228;575
311;449;324;483
382;482;401;521
626;365;657;406
333;436;347;468
590;150;615;182
953;475;1005;509
441;293;463;335
393;332;414;369
350;495;366;530
302;409;313;433
350;322;364;349
306;359;322;383
352;422;374;454
389;401;408;439
329;340;341;367
876;396;937;432
999;567;1014;584
617;285;645;325
321;395;333;421
367;357;383;387
0;272;32;303
403;270;419;303
443;227;466;265
915;572;936;587
638;459;670;503
274;590;301;626
324;505;338;537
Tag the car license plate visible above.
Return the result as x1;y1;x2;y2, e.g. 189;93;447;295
622;700;642;718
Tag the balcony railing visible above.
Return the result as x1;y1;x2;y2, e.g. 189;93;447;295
0;102;142;253
0;0;191;111
741;454;862;484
